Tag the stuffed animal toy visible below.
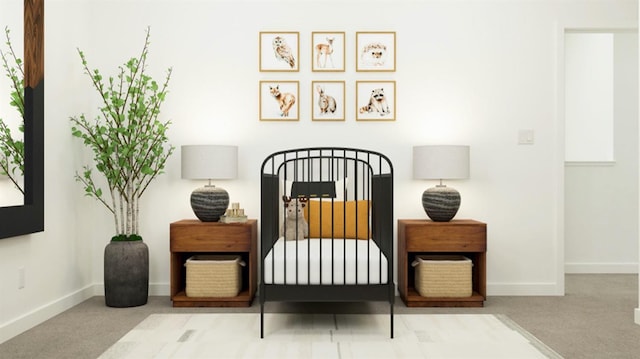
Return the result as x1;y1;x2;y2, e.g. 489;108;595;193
281;195;308;241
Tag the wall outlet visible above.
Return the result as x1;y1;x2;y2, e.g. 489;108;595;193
18;267;25;289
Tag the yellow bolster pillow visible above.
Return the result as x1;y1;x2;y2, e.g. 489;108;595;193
304;200;371;240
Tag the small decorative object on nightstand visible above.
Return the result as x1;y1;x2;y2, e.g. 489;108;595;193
413;145;470;222
181;145;238;222
220;202;248;223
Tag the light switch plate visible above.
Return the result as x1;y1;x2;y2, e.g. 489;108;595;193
518;129;534;145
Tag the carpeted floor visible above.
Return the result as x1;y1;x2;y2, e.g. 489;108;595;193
97;313;562;359
0;275;639;358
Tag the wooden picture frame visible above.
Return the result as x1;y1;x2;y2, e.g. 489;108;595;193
260;32;300;72
356;32;396;72
259;81;299;121
312;81;345;121
311;32;345;72
356;80;396;121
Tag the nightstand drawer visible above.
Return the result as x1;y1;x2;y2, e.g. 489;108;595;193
402;220;486;252
170;220;254;252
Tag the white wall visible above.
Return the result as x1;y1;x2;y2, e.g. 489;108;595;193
564;32;615;163
0;0;637;342
565;32;639;273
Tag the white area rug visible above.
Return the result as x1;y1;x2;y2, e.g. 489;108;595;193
99;313;563;359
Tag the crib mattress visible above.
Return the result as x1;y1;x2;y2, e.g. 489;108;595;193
263;237;388;285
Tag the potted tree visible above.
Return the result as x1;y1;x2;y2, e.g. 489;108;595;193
70;27;174;307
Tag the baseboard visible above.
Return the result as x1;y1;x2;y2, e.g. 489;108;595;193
0;285;95;344
91;282;170;296
150;283;170;296
487;282;563;296
565;262;638;274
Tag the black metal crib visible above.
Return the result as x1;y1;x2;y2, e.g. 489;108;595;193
259;147;394;338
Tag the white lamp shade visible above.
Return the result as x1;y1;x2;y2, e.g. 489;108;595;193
413;145;470;180
181;145;238;180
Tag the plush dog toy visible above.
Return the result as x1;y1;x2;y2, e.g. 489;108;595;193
281;195;308;241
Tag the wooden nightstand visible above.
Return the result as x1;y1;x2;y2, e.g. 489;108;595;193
169;219;257;307
398;219;487;307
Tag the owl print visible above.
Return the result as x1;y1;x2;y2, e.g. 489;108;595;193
272;36;296;69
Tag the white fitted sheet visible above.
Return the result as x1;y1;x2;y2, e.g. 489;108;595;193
263;237;388;285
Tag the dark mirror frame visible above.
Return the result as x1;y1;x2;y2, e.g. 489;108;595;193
0;0;44;239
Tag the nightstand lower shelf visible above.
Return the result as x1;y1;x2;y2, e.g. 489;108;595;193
403;288;485;307
171;290;254;307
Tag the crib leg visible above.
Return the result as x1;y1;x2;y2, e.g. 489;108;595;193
390;302;394;339
260;303;264;339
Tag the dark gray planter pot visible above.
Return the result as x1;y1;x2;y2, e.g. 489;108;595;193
104;240;149;308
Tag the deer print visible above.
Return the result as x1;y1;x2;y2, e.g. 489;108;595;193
315;37;335;69
269;85;296;117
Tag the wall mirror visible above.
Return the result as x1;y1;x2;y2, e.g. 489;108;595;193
0;0;44;239
0;0;25;208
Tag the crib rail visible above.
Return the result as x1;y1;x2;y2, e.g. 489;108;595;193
261;147;393;285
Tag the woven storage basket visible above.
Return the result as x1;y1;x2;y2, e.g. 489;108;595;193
412;255;472;297
185;255;245;297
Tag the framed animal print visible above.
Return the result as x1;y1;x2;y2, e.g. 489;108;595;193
356;32;396;72
312;81;345;121
311;32;345;72
260;32;300;72
356;81;396;121
259;81;299;121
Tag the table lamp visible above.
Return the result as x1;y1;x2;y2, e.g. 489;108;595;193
413;145;470;222
181;145;238;222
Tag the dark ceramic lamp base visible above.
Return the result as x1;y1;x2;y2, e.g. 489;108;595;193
190;185;230;222
422;185;461;222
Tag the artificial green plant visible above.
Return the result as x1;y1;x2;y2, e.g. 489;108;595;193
0;27;25;194
70;27;174;241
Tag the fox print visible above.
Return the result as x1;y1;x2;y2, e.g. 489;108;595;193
269;85;296;117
